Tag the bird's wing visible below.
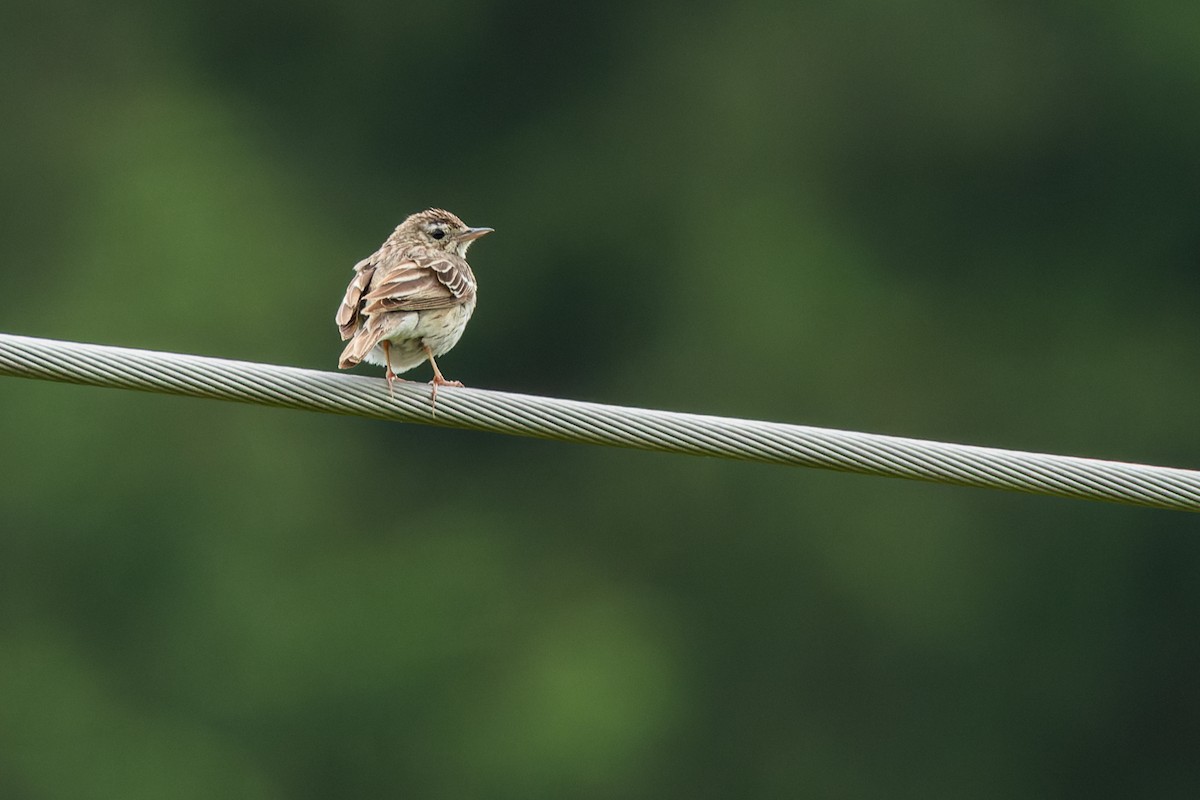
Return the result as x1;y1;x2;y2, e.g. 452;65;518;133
335;257;376;340
360;254;475;314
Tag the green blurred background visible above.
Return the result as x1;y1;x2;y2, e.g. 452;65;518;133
2;1;1199;797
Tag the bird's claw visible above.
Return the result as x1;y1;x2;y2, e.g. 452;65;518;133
427;376;463;415
384;371;408;399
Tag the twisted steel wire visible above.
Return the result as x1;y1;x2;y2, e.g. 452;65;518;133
1;332;1197;512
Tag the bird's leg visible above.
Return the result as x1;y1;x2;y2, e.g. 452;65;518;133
423;344;463;413
382;340;397;399
424;345;464;388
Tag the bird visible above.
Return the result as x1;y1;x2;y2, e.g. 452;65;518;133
335;208;492;407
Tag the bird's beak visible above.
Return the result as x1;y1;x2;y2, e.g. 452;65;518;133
458;226;494;242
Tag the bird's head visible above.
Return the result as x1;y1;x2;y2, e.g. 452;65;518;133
396;208;493;256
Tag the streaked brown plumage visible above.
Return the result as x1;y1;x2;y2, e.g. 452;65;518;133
336;209;492;404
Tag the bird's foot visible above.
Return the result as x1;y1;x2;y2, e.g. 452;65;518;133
427;375;464;415
385;370;409;399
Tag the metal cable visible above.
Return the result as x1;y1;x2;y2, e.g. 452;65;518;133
1;332;1197;512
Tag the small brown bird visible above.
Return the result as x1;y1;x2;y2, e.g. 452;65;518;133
336;209;492;404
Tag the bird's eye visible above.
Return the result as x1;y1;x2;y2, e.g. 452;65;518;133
431;228;446;240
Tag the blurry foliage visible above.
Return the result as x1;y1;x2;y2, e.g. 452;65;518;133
1;0;1199;797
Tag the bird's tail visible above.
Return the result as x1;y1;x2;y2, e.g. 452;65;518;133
338;331;378;369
